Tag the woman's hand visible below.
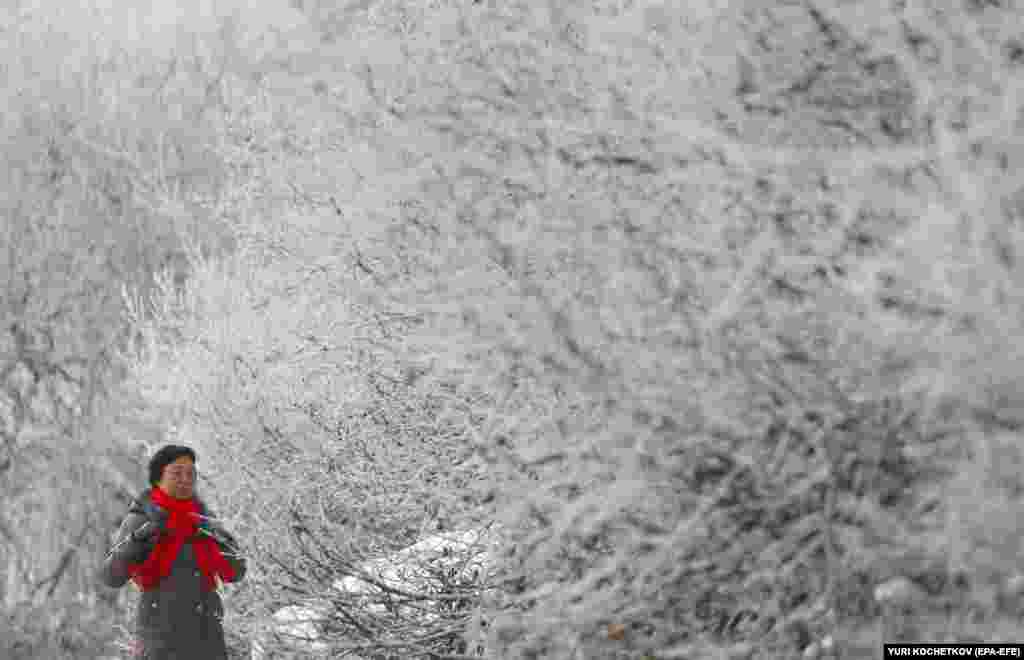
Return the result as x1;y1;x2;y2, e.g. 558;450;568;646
131;509;169;544
117;509;168;563
196;516;237;551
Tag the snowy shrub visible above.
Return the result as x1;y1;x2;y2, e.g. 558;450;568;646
119;0;1024;658
250;526;497;660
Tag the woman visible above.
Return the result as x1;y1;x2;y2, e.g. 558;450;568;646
99;445;247;659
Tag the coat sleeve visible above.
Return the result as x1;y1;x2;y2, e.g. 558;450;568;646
97;511;149;589
216;525;247;583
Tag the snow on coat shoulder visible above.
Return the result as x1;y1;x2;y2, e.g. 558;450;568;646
251;526;497;660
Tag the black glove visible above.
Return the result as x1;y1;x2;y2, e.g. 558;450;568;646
196;517;239;554
133;508;169;543
117;509;168;563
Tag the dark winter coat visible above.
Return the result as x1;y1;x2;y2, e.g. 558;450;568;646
98;488;247;660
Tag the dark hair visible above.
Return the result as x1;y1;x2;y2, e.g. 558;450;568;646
148;445;197;486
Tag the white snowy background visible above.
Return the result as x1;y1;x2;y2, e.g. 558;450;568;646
2;1;1023;658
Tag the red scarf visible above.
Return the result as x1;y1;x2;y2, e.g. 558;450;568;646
129;487;236;592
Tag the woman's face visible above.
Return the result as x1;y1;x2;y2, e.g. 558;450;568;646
158;456;195;500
